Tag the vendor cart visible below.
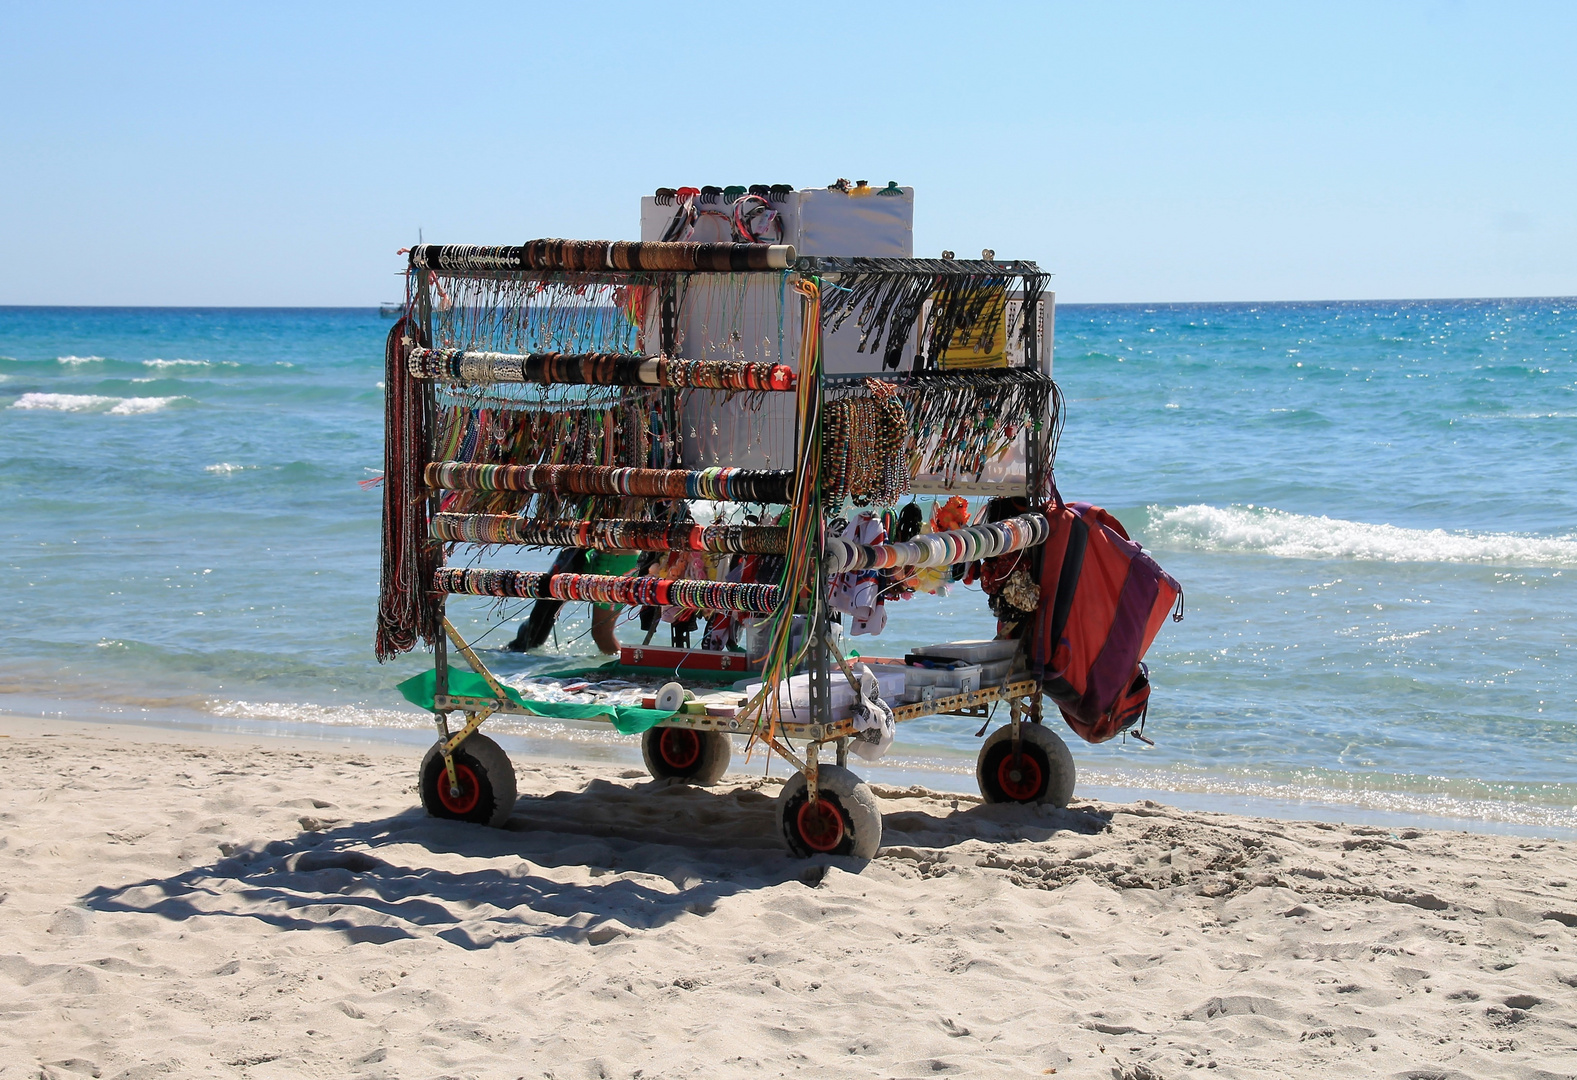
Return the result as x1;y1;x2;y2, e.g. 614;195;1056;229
377;185;1079;857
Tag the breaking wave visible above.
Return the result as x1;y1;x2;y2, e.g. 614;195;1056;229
9;392;187;415
143;358;238;369
1146;503;1577;568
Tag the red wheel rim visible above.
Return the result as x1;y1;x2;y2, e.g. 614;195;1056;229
435;761;482;814
658;728;702;770
997;750;1044;802
795;798;847;852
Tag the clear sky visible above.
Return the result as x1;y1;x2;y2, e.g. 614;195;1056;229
2;2;1573;305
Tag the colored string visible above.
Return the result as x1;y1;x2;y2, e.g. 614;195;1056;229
375;318;440;661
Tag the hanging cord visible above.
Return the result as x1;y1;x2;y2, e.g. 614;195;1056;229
741;276;823;758
376;316;440;660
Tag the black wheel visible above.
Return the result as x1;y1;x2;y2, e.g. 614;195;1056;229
641;726;731;784
976;722;1075;807
419;733;517;828
775;764;883;859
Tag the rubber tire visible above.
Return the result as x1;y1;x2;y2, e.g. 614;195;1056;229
776;764;883;859
976;722;1076;807
641;727;731;784
419;733;518;828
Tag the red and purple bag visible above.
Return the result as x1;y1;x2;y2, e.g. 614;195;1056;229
1031;492;1183;743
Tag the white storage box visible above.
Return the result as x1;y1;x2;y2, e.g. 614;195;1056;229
912;639;1020;665
978;657;1024;688
743;664;906;724
902;662;982;704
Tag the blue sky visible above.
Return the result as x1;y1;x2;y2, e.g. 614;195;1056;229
2;2;1573;305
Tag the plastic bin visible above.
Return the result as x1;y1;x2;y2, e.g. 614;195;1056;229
912;639;1020;665
901;662;982;704
743;663;906;724
978;656;1027;688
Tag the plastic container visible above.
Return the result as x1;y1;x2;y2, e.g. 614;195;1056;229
978;656;1026;688
901;662;982;704
912;639;1020;665
742;664;906;723
744;617;846;667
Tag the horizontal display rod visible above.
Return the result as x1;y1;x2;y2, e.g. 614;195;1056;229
409;348;794;391
410;240;795;274
430;515;788;554
425;462;793;503
434;568;782;614
798;256;1047;279
821;369;1055;387
824;513;1049;573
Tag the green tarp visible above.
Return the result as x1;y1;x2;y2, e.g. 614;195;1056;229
396;667;675;735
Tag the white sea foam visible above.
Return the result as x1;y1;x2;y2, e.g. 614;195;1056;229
1148;503;1577;568
9;392;186;415
55;355;105;365
208;699;435;731
108;396;182;415
206;699;637;747
143;358;238;369
11;393;117;411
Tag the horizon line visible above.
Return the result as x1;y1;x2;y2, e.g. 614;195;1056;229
2;294;1574;311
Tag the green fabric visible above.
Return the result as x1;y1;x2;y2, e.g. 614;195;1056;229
585;550;640;576
396;667;675;735
536;659;746;686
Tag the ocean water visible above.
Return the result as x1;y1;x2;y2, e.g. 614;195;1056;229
2;301;1573;836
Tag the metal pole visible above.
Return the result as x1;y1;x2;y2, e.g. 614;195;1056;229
805;285;830;800
415;264;447;700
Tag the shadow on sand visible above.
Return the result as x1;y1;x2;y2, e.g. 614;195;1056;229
81;776;1110;949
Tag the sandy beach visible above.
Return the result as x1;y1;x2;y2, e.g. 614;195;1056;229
0;714;1571;1079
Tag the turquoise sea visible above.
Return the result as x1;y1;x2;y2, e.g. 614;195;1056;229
2;301;1574;836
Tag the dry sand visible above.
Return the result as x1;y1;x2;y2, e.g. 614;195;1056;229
1;713;1574;1080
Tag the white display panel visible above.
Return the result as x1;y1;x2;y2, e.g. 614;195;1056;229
633;187;1052;483
638;187;914;255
